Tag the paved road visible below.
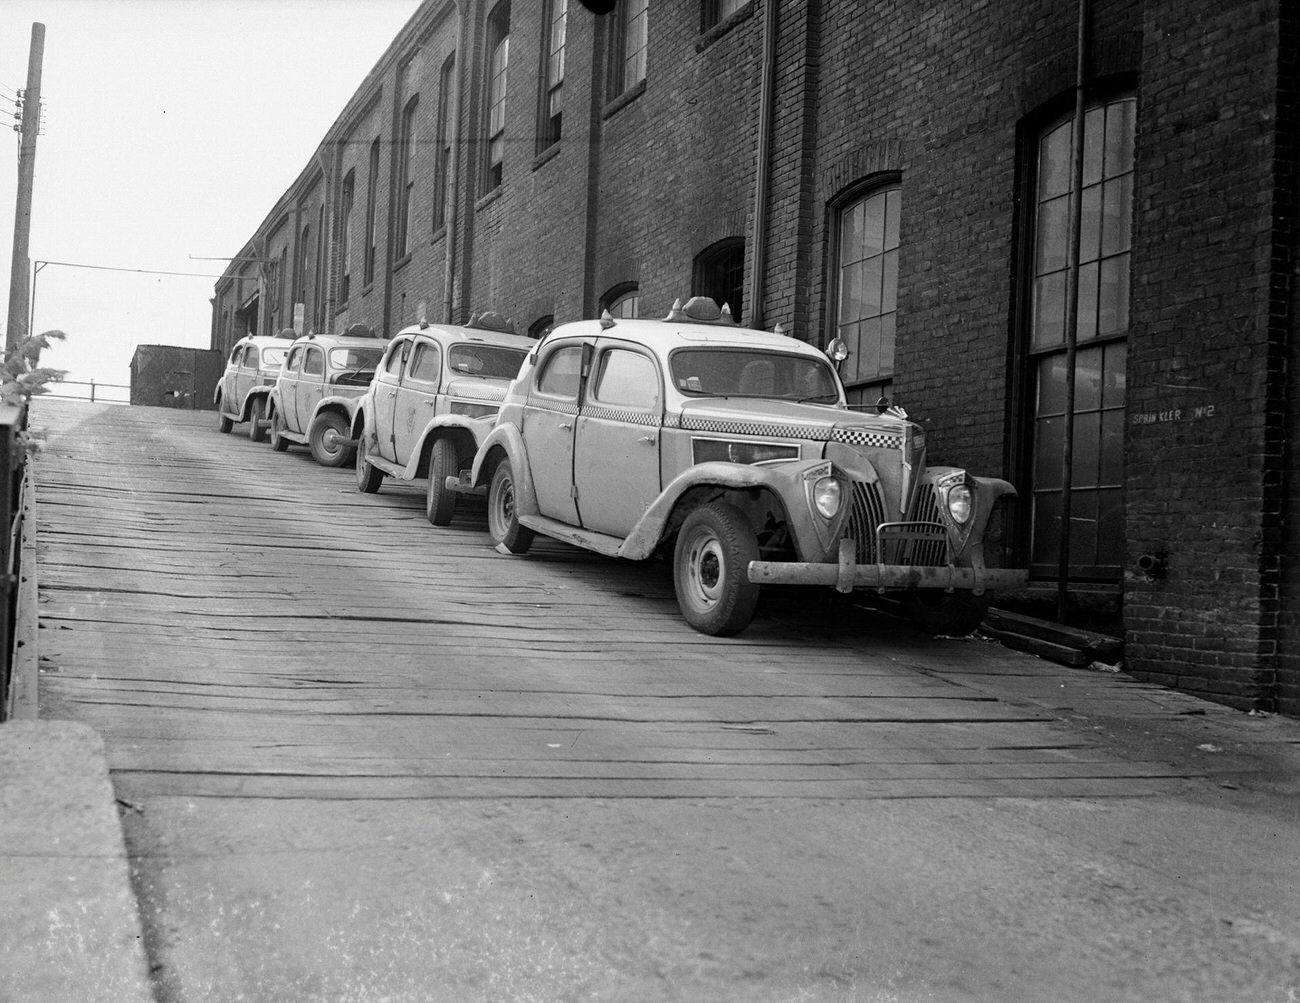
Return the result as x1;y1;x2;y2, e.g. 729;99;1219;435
31;400;1300;1002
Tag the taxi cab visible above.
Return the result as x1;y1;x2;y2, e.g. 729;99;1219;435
351;313;534;525
267;325;387;466
468;296;1028;636
214;333;291;439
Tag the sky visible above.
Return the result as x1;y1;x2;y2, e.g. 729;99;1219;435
0;0;420;401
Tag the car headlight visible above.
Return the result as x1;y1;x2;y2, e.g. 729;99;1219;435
947;484;973;524
813;476;842;519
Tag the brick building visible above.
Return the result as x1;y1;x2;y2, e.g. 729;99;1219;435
211;0;1299;714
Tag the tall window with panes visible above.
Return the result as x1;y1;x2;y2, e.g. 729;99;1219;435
484;2;511;192
433;55;455;233
538;0;567;153
831;182;901;408
396;96;419;258
364;138;380;286
1026;96;1134;581
702;0;747;31
608;0;648;100
340;170;354;302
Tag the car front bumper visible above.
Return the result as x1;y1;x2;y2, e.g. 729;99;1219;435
748;540;1028;595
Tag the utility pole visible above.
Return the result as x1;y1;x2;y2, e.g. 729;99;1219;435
6;23;45;356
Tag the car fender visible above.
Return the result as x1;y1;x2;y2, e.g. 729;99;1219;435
409;415;488;479
618;459;837;560
469;422;540;518
240;386;271;422
350;395;375;441
309;395;360;431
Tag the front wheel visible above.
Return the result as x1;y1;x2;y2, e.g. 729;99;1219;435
355;434;384;494
903;590;992;636
310;411;354;467
672;502;760;636
248;397;267;442
487;459;534;554
425;437;459;526
269;408;289;452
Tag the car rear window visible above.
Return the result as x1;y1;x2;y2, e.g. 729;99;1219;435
449;344;527;380
669;348;840;402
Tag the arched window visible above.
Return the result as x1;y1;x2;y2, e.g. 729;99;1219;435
693;238;744;323
1023;95;1134;582
830;181;901;407
602;283;640;318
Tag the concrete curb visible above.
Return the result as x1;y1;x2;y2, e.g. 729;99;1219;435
0;719;153;1003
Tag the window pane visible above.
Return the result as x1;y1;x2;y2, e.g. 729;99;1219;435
1105;100;1135;176
1036;355;1068;416
1072;411;1101;486
861;255;883;316
1101;174;1132;256
879;313;896;376
1100;409;1125;484
1098;255;1130;336
862;195;886;256
1073;344;1103;412
1076;260;1099;342
1038;122;1072;198
857;316;882;381
1102;341;1126;408
1032;491;1062;565
1082;105;1105;187
839;259;861;319
1079;184;1101;264
884;188;901;250
1096;488;1124;566
537;346;582;397
1036;194;1071;272
881;248;898;314
840;202;864;265
1032;272;1066;350
409;344;441;382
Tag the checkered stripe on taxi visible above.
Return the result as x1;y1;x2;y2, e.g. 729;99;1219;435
580;405;661;427
666;413;834;440
832;428;903;449
453;383;507;402
527;398;579;416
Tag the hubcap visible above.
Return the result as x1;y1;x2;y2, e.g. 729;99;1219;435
685;531;724;609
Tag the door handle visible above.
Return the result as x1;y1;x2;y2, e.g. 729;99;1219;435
637;435;657;445
558;422;573;430
386;391;396;398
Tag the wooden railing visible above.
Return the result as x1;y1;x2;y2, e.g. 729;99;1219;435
0;404;30;721
42;379;130;404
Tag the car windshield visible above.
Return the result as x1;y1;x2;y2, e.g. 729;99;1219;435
328;346;384;372
448;344;527;379
669;348;841;402
261;347;288;368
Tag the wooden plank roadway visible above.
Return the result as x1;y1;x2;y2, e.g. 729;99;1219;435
30;398;1187;801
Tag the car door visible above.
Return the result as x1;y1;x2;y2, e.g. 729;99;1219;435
572;344;663;537
371;338;409;461
279;346;303;431
393;338;441;465
296;344;327;432
521;339;586;524
235;344;258;408
221;344;243;411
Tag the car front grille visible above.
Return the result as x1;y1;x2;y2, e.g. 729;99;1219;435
846;482;950;566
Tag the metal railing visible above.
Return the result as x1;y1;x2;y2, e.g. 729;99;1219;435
42;379;130;404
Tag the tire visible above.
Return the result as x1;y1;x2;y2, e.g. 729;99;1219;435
904;590;993;636
425;437;459;526
672;502;760;637
310;411;354;468
248;397;267;443
487;459;534;554
269;408;289;452
217;397;233;434
355;434;384;494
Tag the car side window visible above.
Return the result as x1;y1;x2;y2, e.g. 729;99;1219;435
242;346;258;369
382;341;407;377
535;345;583;398
302;347;324;376
285;346;303;373
591;349;658;409
229;345;243;366
407;342;441;384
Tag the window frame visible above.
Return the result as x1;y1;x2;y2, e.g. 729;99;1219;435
339;170;355;303
433;54;456;234
483;1;511;194
606;0;648;103
396;95;420;260
826;177;902;407
364;138;380;287
537;0;567;155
